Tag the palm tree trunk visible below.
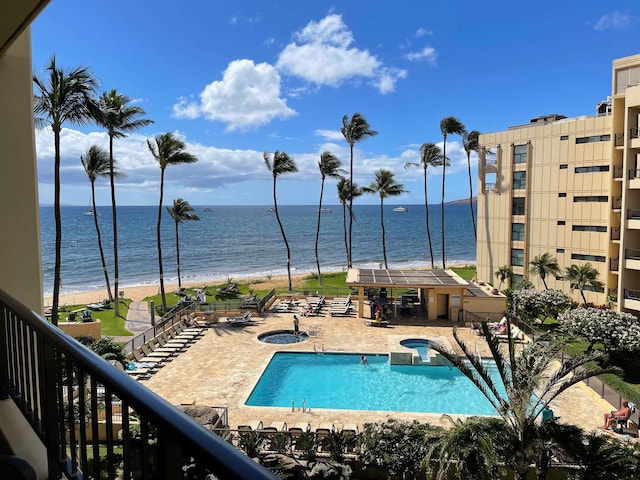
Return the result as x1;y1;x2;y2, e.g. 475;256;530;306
273;178;292;291
467;152;477;242
580;288;587;306
91;181;113;301
175;221;182;289
348;144;354;268
541;275;548;290
157;169;167;311
441;135;447;269
109;135;120;317
380;198;388;269
424;167;435;269
52;127;62;325
342;203;349;268
315;178;325;285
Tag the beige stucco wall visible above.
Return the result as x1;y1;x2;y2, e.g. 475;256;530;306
58;320;103;340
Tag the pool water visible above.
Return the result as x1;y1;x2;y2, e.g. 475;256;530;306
400;338;430;361
258;330;309;344
246;352;504;415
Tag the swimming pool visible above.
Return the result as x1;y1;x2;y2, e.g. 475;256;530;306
400;338;430;362
246;352;504;415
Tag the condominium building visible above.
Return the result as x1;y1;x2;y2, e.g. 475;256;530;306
477;53;640;314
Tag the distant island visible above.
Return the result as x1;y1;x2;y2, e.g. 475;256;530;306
446;197;476;206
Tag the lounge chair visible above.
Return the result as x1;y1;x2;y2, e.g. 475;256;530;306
495;326;524;342
364;319;390;327
237;420;263;431
330;304;352;316
315;423;334;453
227;311;253;326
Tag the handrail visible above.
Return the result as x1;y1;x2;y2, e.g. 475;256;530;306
0;288;276;479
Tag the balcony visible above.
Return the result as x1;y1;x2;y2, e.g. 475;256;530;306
630;170;640;189
0;288;275;480
612;196;622;210
631;128;640;149
627;209;640;229
484;183;496;192
610;257;619;271
610;226;621;241
625;248;640;271
613;164;624;179
614;132;625;147
624;289;640;311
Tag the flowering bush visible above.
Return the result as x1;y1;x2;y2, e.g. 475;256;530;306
358;419;442;479
559;307;640;352
511;289;572;321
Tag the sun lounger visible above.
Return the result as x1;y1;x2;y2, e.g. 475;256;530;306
237;420;263;431
141;343;177;360
364;319;390;327
495;326;524;342
227;311;253;326
330;305;352;316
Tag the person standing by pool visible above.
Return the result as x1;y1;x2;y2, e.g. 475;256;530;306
293;315;300;334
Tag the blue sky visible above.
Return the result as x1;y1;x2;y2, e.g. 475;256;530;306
32;0;640;206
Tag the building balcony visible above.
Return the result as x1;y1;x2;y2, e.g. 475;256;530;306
612;196;622;210
625;249;640;270
627;209;640;229
613;164;624;179
624;289;640;311
631;128;640;149
611;226;621;241
614;132;625;147
484;182;496;192
630;170;640;189
0;288;275;480
610;257;619;271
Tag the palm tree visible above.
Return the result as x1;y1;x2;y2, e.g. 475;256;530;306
404;142;448;269
494;265;513;290
315;152;345;285
94;89;153;317
439;116;466;269
337;178;362;269
430;324;620;480
363;169;407;269
78;336;128;368
462;130;480;241
34;56;98;325
167;198;200;290
81;145;123;302
341;113;378;268
564;263;604;305
264;151;298;291
148;133;198;311
529;253;561;290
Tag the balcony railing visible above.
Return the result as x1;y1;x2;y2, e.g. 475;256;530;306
610;257;619;271
625;289;640;300
610;226;621;240
627;209;640;220
630;127;640;139
626;248;640;260
613;165;624;178
612;196;622;210
629;169;640;180
614;132;624;147
485;183;496;191
0;288;276;480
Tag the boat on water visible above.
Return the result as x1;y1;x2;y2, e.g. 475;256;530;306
83;210;100;216
203;207;212;212
317;208;332;213
266;207;275;212
393;207;408;212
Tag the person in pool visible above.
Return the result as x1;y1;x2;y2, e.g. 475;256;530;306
361;355;368;364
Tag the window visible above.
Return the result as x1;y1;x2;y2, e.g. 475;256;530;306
575;134;611;144
512;274;523;285
513;144;527;164
511;248;524;266
512;197;525;215
575;165;610;173
557;221;565;225
513;171;526;189
512;223;525;241
560;135;569;141
560;164;568;169
556;248;565;253
574;196;608;203
571;283;605;293
572;225;607;232
571;253;606;262
559;192;567;198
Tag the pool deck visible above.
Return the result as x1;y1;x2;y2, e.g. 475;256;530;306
141;310;614;432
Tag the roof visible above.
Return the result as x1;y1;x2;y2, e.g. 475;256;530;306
345;268;469;288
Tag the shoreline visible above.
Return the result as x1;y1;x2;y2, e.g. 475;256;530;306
44;263;475;308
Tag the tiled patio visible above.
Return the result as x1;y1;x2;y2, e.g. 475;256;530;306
142;310;614;432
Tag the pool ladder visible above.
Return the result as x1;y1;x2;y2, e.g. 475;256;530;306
313;344;325;354
291;397;309;413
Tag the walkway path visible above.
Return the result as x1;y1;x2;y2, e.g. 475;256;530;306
115;301;152;343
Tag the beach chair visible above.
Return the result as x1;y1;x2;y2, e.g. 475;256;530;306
495;326;524;342
289;422;310;453
315;423;334;454
330;304;352;316
237;420;263;431
227;311;253;326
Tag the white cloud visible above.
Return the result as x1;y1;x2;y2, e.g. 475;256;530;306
172;59;297;131
415;27;432;38
276;14;406;94
374;68;408;94
315;129;346;141
594;11;630;31
405;46;437;64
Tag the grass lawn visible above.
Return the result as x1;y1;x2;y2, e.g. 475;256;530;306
62;300;131;337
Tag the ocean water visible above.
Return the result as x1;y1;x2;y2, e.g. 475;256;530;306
40;203;476;297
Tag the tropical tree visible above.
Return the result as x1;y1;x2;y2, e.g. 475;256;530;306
167;198;200;290
81;145;123;302
429;323;620;480
315;151;345;285
462;130;480;241
564;263;604;305
77;336;128;368
148;133;198;311
341;113;378;267
94;89;153;317
404;142;448;269
495;265;513;290
34;55;99;325
337;178;362;269
264;151;298;291
529;253;561;290
439;116;465;269
363;169;407;269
